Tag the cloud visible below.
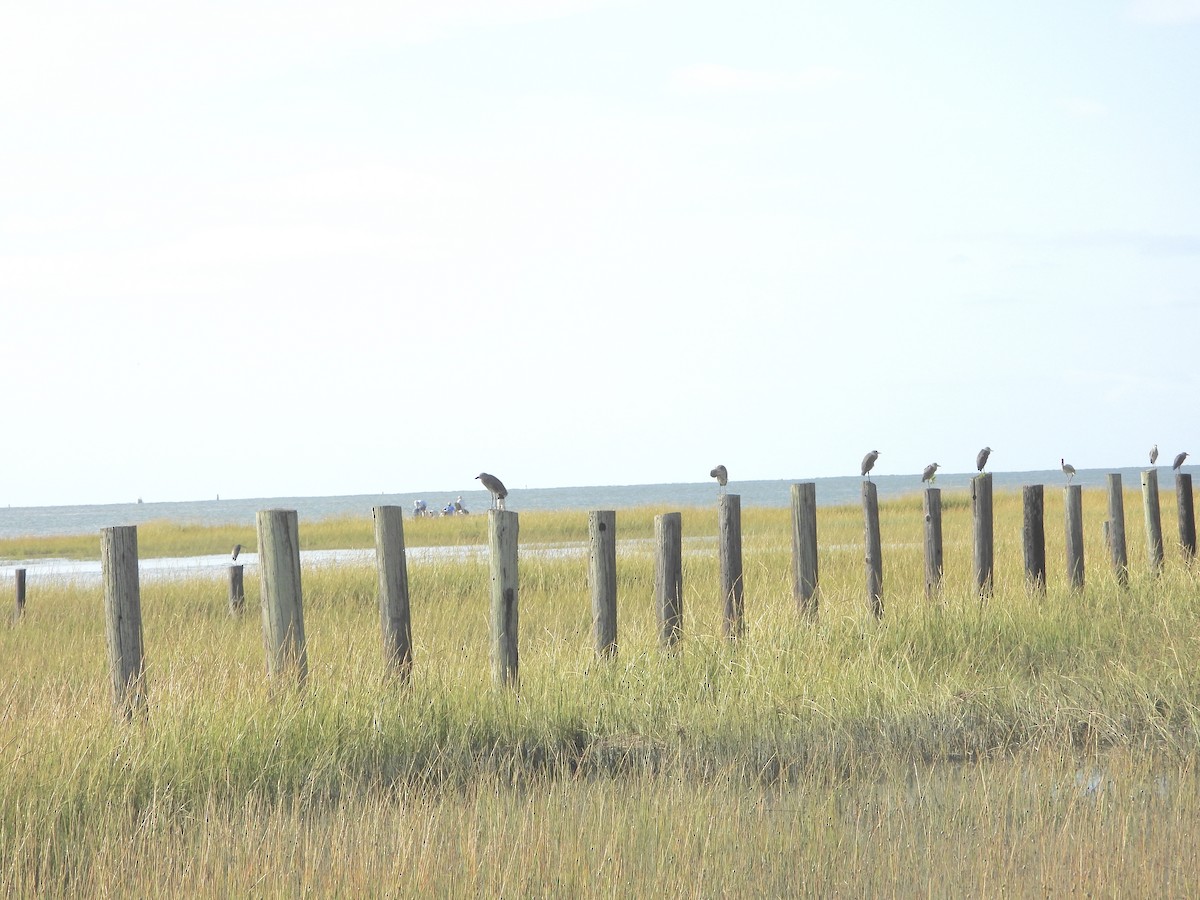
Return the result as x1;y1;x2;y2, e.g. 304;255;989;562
669;63;847;96
1129;0;1200;22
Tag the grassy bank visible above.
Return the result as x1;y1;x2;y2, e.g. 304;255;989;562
3;487;1199;894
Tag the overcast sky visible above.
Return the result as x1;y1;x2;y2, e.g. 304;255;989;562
2;1;1198;507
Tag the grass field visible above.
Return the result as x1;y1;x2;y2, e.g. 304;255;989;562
3;487;1199;895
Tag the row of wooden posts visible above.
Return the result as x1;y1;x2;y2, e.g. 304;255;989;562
8;472;1196;719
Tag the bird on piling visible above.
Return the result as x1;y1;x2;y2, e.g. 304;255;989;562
710;464;728;494
921;462;940;483
231;544;241;561
1061;459;1076;483
861;450;880;481
475;472;508;510
1150;444;1159;466
976;447;993;473
1173;451;1189;471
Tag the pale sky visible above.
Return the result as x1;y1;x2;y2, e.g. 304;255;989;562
3;1;1198;507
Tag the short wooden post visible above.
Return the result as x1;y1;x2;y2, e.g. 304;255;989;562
488;509;519;687
256;509;308;685
718;493;744;638
228;565;245;614
923;487;943;598
1106;474;1128;585
790;483;819;619
1142;469;1165;574
654;512;683;646
862;482;883;618
374;505;413;680
588;510;618;658
1064;485;1085;590
102;526;147;720
1176;473;1196;560
1023;485;1046;592
14;568;26;620
972;474;994;599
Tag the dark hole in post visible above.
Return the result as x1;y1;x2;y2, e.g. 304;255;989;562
599;522;607;532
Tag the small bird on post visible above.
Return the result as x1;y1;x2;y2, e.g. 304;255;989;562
710;464;728;495
476;472;508;510
1173;451;1189;471
861;450;880;481
976;447;992;473
921;462;939;483
1150;444;1159;466
1061;459;1076;483
231;543;241;562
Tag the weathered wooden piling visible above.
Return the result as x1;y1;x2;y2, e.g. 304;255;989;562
488;509;520;687
654;512;683;646
1142;469;1164;574
101;526;146;720
923;487;943;598
588;510;618;657
790;483;819;619
718;493;744;638
1064;485;1085;590
256;509;308;685
862;482;883;618
228;565;245;615
373;505;413;680
972;473;994;599
1106;474;1128;585
13;567;26;620
1023;485;1046;591
1176;473;1196;560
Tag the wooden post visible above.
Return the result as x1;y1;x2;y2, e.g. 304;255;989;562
718;493;744;638
256;509;308;685
1176;473;1196;560
1142;469;1164;574
1023;485;1046;592
790;483;819;619
14;568;26;620
101;526;146;720
862;482;883;618
1106;474;1128;585
228;565;245;615
1064;485;1085;590
923;487;943;598
588;510;618;658
488;509;519;687
654;512;683;647
373;505;413;680
972;473;994;599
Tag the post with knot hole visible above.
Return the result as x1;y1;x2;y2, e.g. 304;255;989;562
102;526;147;721
923;487;943;599
374;505;413;681
972;473;994;599
862;482;884;618
1023;485;1046;592
228;564;245;615
1176;473;1196;561
1106;474;1129;586
790;483;819;619
589;510;618;658
1064;485;1085;591
13;568;26;621
256;509;308;688
718;494;745;639
654;512;683;647
1141;468;1164;574
488;509;520;688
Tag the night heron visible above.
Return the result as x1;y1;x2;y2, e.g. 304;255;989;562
861;450;880;481
710;465;728;494
976;447;992;473
231;544;241;561
1150;444;1159;466
1061;459;1076;483
921;462;939;483
1173;451;1189;471
476;472;508;510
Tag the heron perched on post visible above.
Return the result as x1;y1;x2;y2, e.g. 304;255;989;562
231;544;242;562
1150;444;1159;466
976;447;992;473
710;464;728;495
861;450;880;481
921;462;939;483
476;472;508;510
1173;451;1189;471
1061;459;1076;483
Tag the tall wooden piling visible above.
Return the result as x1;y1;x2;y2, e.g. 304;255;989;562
373;505;413;680
923;487;943;598
256;509;308;685
654;512;683;646
972;473;994;599
14;568;26;620
1142;469;1164;574
862;482;884;618
1064;485;1085;590
1176;473;1196;560
1023;485;1046;591
1106;474;1128;585
228;565;245;615
488;509;520;687
588;510;618;657
790;483;819;619
718;494;744;638
101;526;146;720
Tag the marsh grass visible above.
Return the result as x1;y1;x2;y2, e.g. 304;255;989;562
3;488;1200;895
